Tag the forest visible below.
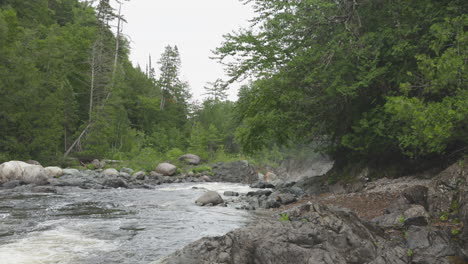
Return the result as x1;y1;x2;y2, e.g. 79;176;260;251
0;0;466;175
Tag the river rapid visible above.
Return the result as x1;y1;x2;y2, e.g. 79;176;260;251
0;183;257;264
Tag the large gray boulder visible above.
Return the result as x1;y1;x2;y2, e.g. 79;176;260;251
195;191;224;206
158;203;410;264
155;163;177;176
178;154;201;165
212;161;257;184
0;161;49;184
44;166;63;178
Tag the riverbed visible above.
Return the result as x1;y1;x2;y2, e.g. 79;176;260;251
0;183;256;264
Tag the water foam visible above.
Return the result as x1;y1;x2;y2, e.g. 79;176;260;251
0;226;118;264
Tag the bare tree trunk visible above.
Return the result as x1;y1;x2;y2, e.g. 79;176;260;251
64;123;91;157
112;2;122;83
89;46;96;122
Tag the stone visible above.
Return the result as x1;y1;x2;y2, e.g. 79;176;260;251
212;161;257;184
402;185;428;209
250;181;275;189
201;175;211;182
276;192;297;205
120;167;134;175
158;203;408;264
103;178;128;188
133;171;146;180
62;168;81;177
102;168;119;177
263;171;279;182
155;163;177;176
195;191;224;206
224;191;239;196
91;159;105;169
44;166;63;178
403;205;429;226
246;190;272;197
0;161;49;185
2;180;22;188
178;154;201;165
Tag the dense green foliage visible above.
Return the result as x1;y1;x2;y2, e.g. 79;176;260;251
216;0;467;163
0;0;239;168
1;0;466;173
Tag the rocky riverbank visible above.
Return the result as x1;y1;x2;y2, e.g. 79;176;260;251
159;159;468;264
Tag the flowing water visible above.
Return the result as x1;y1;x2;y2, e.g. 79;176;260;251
0;183;257;264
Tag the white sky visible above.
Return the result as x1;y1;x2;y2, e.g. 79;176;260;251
121;0;254;101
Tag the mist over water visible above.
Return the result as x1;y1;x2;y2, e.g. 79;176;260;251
0;183;256;264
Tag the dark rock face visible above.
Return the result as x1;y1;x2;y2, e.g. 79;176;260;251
158;203;409;264
212;161;257;184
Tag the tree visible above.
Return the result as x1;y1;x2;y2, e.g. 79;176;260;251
215;0;467;163
158;45;190;110
204;78;228;101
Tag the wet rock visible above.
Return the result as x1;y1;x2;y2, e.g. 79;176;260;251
103;178;128;188
44;166;63;178
246;190;272;197
158;203;408;264
178;154;201;165
224;191;239;197
195;191;224;206
32;186;58;193
155;163;177;176
250;181;275;189
2;180;23;188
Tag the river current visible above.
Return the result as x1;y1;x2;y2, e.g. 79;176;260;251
0;183;256;264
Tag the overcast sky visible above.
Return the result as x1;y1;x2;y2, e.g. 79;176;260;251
121;0;254;101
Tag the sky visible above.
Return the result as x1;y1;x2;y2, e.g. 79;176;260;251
121;0;255;101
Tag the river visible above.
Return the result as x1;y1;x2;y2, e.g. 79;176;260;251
0;182;257;264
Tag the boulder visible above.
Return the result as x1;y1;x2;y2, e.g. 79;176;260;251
155;163;177;176
133;171;147;180
178;154;201;165
0;161;49;185
62;168;81;177
44;166;63;178
103;178;128;188
102;168;119;177
120;167;134;175
403;205;429;226
195;191;224;206
212;161;257;184
200;175;211;182
91;159;105;169
158;203;410;264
